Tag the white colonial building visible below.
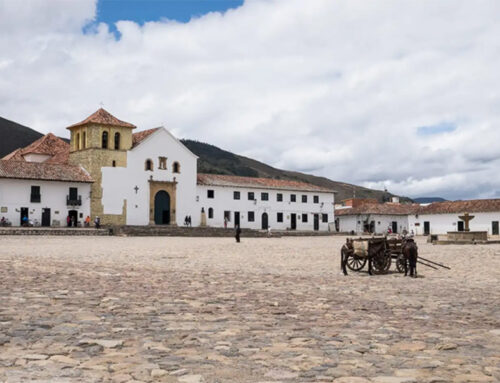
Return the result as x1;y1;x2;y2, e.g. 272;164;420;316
196;174;334;231
336;198;500;236
1;108;336;230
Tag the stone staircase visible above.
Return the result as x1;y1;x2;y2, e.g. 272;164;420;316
0;227;110;236
111;225;270;237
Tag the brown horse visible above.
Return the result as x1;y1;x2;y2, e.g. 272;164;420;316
401;238;418;277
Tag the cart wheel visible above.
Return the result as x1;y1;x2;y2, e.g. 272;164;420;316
396;255;406;273
371;252;391;274
346;254;367;271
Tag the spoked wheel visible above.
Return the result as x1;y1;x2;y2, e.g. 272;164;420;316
396;255;406;273
346;254;367;271
371;251;392;274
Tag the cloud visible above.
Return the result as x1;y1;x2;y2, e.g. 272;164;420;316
0;0;500;200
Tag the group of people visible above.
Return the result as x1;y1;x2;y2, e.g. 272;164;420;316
0;217;11;227
184;215;192;227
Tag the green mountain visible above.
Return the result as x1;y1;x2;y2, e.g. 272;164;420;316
0;115;401;202
181;139;401;202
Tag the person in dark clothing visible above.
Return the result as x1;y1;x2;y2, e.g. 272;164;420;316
235;224;241;243
94;216;101;229
188;216;192;227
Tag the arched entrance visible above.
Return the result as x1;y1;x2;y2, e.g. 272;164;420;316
154;191;171;225
261;212;268;230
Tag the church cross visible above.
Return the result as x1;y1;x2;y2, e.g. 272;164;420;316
458;212;474;232
134;185;139;194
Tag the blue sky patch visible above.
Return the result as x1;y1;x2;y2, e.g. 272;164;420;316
417;122;456;136
95;0;243;27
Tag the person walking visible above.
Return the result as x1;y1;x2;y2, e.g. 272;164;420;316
94;216;101;229
235;224;241;243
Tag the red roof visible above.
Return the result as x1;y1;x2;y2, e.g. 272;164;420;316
419;199;500;214
2;133;70;164
335;203;421;216
132;128;160;148
197;173;334;193
0;160;93;183
67;108;136;129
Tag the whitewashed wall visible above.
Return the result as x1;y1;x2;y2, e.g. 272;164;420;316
409;212;500;235
101;128;199;226
196;185;334;231
0;178;91;226
337;214;409;234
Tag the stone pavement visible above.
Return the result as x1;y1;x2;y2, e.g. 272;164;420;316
0;236;499;382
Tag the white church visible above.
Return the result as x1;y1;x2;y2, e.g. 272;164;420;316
0;108;335;230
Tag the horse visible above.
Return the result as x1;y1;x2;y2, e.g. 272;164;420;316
401;238;418;277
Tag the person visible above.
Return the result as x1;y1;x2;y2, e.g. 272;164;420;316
224;216;228;229
235;224;241;243
22;215;29;227
66;215;71;227
71;216;76;227
0;217;5;226
184;216;188;227
94;216;101;229
188;216;192;227
84;216;91;227
267;225;272;237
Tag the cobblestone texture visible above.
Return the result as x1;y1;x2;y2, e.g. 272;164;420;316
1;236;499;382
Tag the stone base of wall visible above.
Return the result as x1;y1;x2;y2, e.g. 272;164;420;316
447;231;488;241
0;228;110;236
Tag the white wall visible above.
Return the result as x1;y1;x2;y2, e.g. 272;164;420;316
337;214;409;234
196;185;334;231
0;179;91;226
409;212;500;235
101;128;198;226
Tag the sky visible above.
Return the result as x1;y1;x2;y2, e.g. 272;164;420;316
0;0;500;200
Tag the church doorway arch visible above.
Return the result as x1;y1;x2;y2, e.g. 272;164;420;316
154;191;171;225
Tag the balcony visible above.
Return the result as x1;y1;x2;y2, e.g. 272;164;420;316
66;195;82;206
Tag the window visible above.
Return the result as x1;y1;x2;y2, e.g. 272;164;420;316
102;131;108;149
277;193;283;202
145;159;153;171
248;211;255;222
76;133;80;150
277;212;283;222
158;157;167;170
114;132;120;150
208;208;214;219
248;192;255;200
82;132;86;149
322;214;328;223
233;191;240;200
302;213;308;223
314;195;319;204
261;192;269;201
207;190;215;199
173;162;180;173
224;211;231;222
302;195;307;203
290;194;296;202
30;186;41;203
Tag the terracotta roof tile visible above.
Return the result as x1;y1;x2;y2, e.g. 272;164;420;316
67;108;136;129
197;173;334;193
132;128;160;148
419;199;500;214
2;134;70;164
0;160;93;183
335;203;421;216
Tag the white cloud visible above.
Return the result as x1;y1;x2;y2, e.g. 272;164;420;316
1;0;499;199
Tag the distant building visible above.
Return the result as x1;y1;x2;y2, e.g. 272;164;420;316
335;198;500;235
1;108;336;230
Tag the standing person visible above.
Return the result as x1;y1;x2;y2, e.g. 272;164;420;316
184;216;188;227
66;215;71;227
71;216;76;227
235;224;241;243
224;216;228;229
188;216;192;227
85;216;90;227
94;216;101;229
267;225;272;237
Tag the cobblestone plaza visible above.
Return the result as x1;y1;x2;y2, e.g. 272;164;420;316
1;236;499;382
